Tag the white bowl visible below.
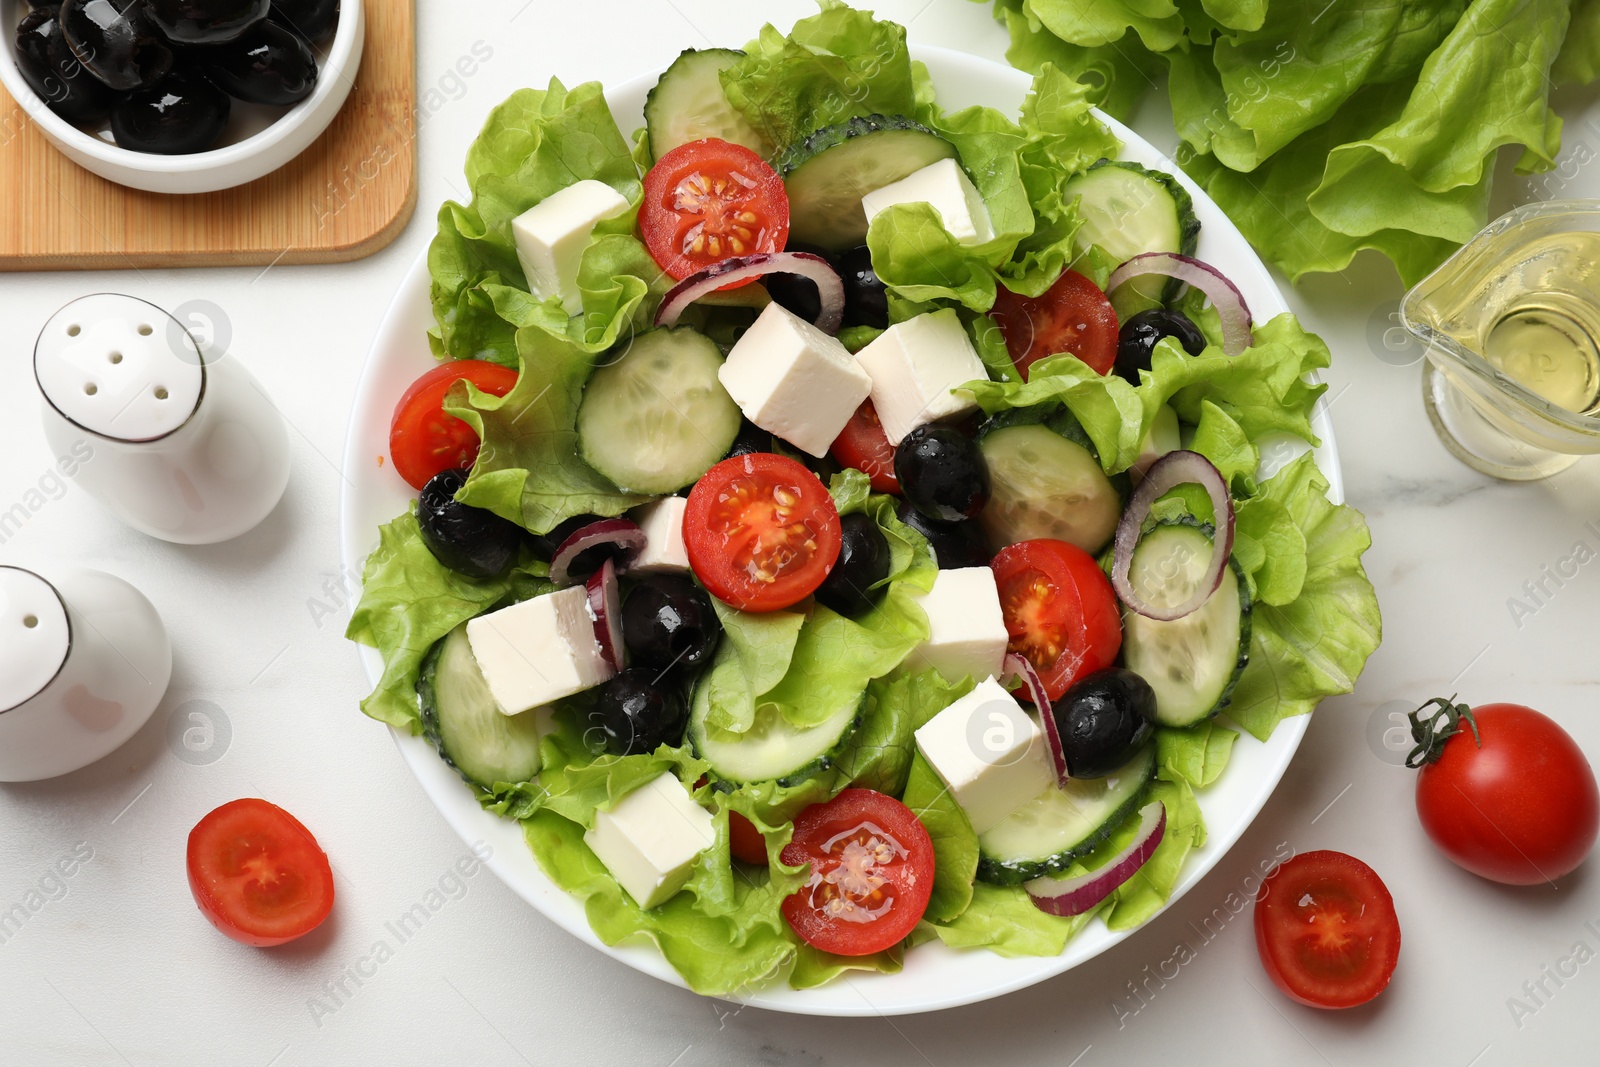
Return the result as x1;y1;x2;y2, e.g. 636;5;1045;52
0;0;364;194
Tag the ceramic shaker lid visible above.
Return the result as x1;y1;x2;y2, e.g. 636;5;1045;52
0;567;70;714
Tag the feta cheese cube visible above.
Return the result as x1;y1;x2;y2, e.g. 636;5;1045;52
629;496;691;574
854;309;986;444
511;179;631;316
861;157;994;246
716;303;872;457
584;772;716;909
906;567;1010;684
914;677;1053;834
466;586;614;716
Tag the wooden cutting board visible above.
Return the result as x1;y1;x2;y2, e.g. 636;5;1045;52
0;0;415;271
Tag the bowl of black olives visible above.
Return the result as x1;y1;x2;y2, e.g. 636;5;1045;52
0;0;362;193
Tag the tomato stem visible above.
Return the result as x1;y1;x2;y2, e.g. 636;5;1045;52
1405;695;1480;768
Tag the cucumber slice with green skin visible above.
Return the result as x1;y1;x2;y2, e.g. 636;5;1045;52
1063;160;1200;319
688;680;861;786
1121;521;1251;728
977;743;1157;884
777;115;958;251
978;422;1124;555
577;327;742;495
643;48;772;161
418;624;544;790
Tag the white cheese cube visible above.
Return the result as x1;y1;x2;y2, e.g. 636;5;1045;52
861;157;994;246
466;586;614;716
717;303;872;457
584;772;716;909
854;309;987;444
629;496;691;574
906;567;1009;684
511;179;631;317
914;677;1053;834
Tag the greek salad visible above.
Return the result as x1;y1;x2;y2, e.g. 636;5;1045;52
347;2;1382;995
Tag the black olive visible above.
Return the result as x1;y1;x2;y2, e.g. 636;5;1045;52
724;421;772;459
268;0;336;42
109;66;230;154
894;424;989;523
1114;308;1207;385
1054;668;1157;779
195;18;316;105
620;574;721;674
414;469;525;580
837;245;887;329
587;669;690;755
59;0;173;92
895;500;991;569
765;242;831;324
14;6;115;126
813;513;890;616
146;0;269;43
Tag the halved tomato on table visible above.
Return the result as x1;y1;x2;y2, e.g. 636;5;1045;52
779;789;934;956
991;538;1122;700
684;453;841;612
1254;850;1400;1009
187;798;335;948
640;138;789;283
988;269;1119;379
829;399;901;494
389;360;519;491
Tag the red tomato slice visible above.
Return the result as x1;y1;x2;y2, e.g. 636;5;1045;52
1254;850;1400;1009
779;789;934;956
683;453;841;613
728;811;768;866
829;399;901;494
389;360;519;491
187;799;335;948
640;138;789;283
990;538;1121;700
989;270;1119;379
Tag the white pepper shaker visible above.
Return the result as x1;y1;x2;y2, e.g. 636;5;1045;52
34;294;291;545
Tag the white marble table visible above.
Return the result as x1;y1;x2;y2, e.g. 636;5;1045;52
2;2;1597;1063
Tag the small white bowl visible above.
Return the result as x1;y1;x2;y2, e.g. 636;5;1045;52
0;0;364;194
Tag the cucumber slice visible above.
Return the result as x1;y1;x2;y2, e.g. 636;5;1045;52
1121;521;1252;728
418;624;544;790
978;422;1123;555
577;327;742;495
977;743;1157;884
777;115;958;251
688;682;861;786
643;48;771;161
1063;160;1201;318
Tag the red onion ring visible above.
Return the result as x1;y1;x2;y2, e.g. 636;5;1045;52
585;558;626;672
550;518;645;587
655;252;845;334
1110;450;1234;622
1003;652;1068;785
1024;802;1166;916
1106;252;1254;356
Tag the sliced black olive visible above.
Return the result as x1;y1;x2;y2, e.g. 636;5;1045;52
837;245;887;329
724;420;773;459
813;512;891;616
765;242;831;324
1114;308;1207;385
895;501;992;569
1054;668;1157;779
620;574;721;674
146;0;270;44
588;668;690;756
109;66;230;154
14;6;115;126
59;0;173;92
268;0;336;42
894;424;989;523
415;468;525;580
196;18;316;106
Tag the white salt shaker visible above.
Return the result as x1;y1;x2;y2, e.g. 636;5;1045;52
34;294;291;545
0;565;172;782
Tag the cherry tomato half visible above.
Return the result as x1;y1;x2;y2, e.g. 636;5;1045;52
1412;702;1598;885
389;360;519;491
989;269;1119;379
990;538;1122;700
779;788;934;956
684;453;841;613
1254;850;1400;1009
829;399;901;494
728;811;769;866
639;138;789;283
187;799;335;948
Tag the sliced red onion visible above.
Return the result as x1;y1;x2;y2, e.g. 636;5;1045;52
585;558;626;671
1025;801;1166;916
1003;652;1067;785
1106;252;1253;356
655;252;845;334
549;518;645;587
1111;450;1234;622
